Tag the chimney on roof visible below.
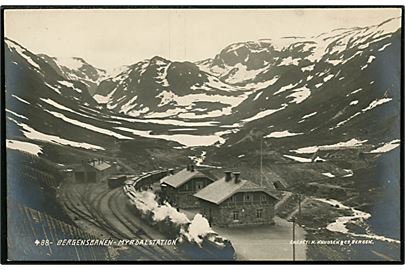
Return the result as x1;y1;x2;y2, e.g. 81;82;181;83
233;172;241;183
190;164;195;172
168;168;174;175
186;164;190;171
225;171;232;182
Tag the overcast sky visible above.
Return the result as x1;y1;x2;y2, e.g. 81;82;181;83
4;8;401;71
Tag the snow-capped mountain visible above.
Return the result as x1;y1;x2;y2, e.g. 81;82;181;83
197;17;400;86
212;17;401;153
39;54;106;95
4;17;401;155
93;56;251;119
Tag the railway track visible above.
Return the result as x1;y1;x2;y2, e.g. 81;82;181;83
60;169;186;261
74;183;178;260
97;187;164;260
60;187;114;239
62;184;156;260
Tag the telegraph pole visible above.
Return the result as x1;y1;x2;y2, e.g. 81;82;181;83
260;137;263;187
292;217;296;261
298;194;302;219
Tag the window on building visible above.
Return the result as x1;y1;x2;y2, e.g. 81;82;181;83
233;211;239;221
244;194;251;202
261;195;267;202
229;196;235;202
195;181;204;191
256;209;263;219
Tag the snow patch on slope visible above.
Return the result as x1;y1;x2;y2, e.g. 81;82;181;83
6;139;43;156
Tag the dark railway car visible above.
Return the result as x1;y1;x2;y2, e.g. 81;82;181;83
108;175;127;189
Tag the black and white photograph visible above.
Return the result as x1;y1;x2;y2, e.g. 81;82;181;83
1;6;403;263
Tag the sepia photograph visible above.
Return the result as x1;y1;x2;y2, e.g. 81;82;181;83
1;6;403;263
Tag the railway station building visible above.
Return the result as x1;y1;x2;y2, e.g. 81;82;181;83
194;171;279;227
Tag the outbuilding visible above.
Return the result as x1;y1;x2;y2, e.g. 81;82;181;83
160;165;214;209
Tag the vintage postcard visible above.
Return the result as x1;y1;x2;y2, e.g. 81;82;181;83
1;7;403;263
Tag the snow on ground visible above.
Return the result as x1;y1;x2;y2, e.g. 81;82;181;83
93;88;117;104
313;156;326;162
364;97;392;111
241;104;287;123
6;139;43;156
205;75;244;92
115;127;225;147
350;100;359;106
279;56;300;66
12;94;30;104
302;112;317;119
283;154;312;163
40;98;77;113
343;169;354;178
253;91;263;101
119;96;139;113
44;109;132;140
287;86;311;104
315;198;400;244
243;76;279;91
346;88;363;97
327;59;344;66
6;109;28;120
302;64;315;72
224;63;268;84
265;130;303;138
58;80;82;93
126;107;150;117
370;139;400;153
44;82;62;94
322;172;335;178
273;83;299;95
169;128;198;132
109;115;218;127
323;74;334;82
8;117;105;150
189;151;221;168
333;97;392;129
299;112;317;123
5;39;40;69
378;43;391;51
291;138;367;154
157;91;245;108
367;55;376;64
40;98;99;120
178;107;233;119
